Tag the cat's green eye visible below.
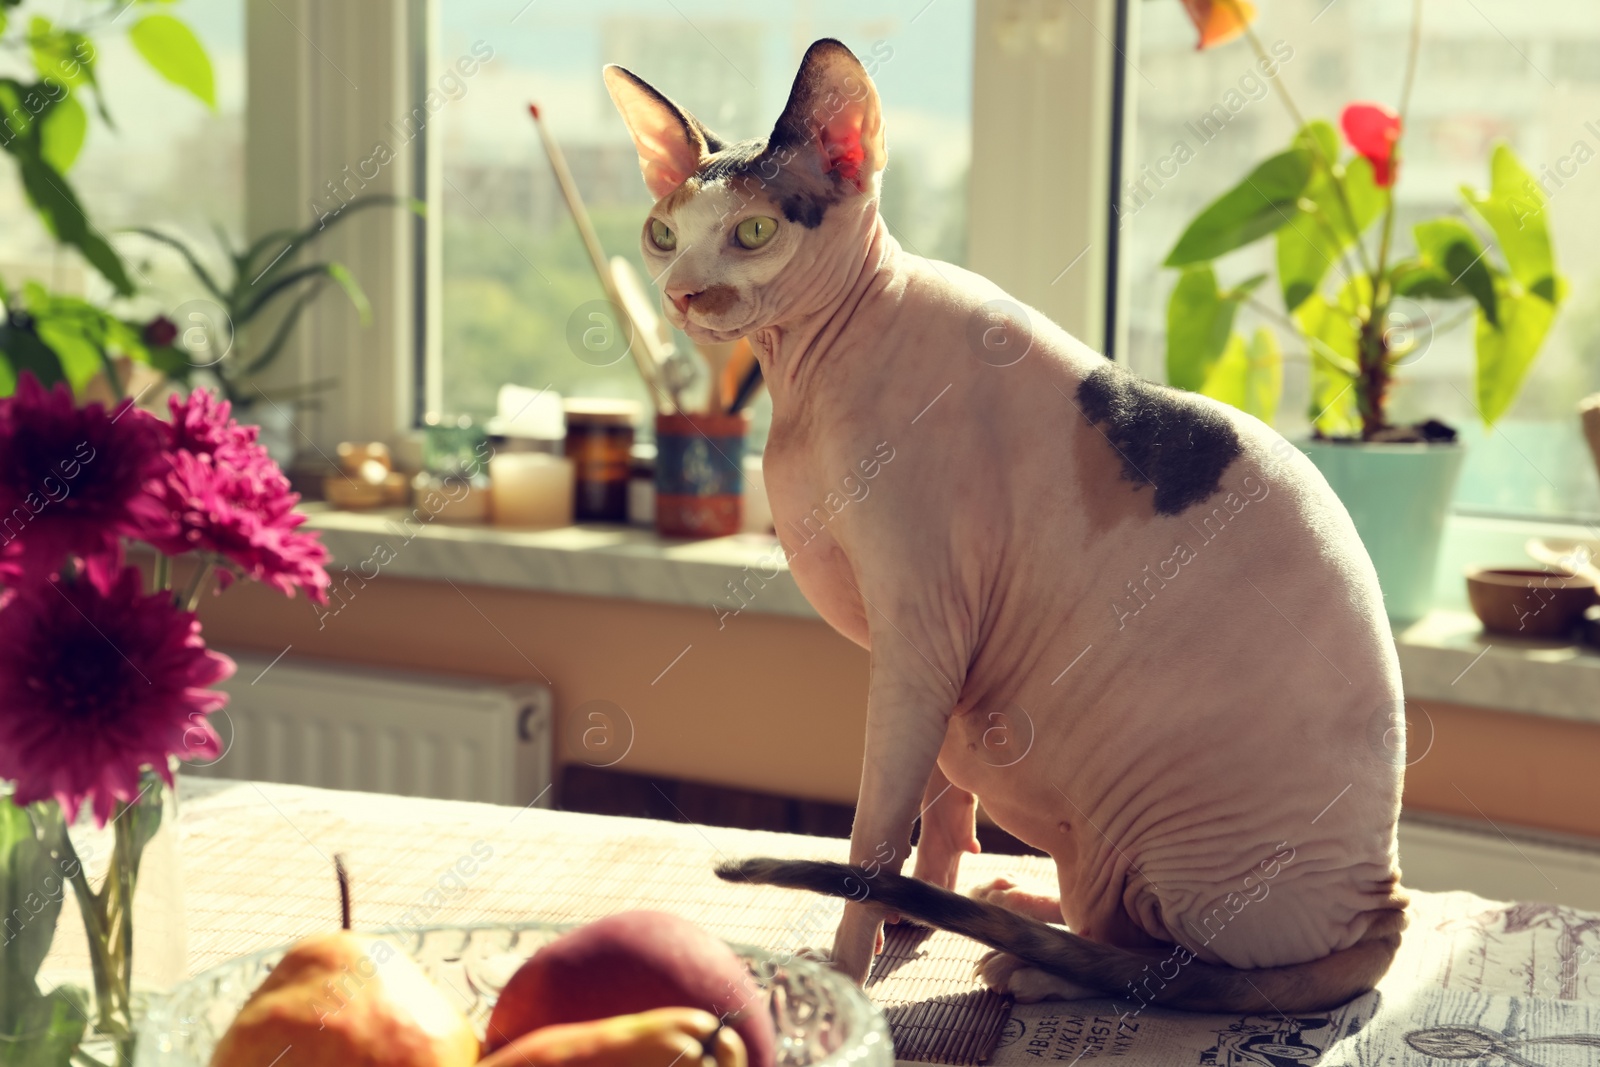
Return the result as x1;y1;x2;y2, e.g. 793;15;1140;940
648;218;676;251
735;216;779;249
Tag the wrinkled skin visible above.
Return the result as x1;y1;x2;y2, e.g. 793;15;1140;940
605;41;1405;988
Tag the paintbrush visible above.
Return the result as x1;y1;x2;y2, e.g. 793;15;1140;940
719;337;755;413
693;339;741;413
727;360;765;414
529;102;669;412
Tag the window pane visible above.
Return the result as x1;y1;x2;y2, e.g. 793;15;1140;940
433;0;974;439
1120;0;1600;523
0;5;244;311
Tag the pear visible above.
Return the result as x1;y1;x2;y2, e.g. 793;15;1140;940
209;855;479;1067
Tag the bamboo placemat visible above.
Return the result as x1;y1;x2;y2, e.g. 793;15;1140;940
52;780;1045;1064
867;925;1014;1065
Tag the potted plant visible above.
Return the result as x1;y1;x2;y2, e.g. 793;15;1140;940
128;193;419;464
0;1;416;472
1163;0;1565;621
0;1;219;400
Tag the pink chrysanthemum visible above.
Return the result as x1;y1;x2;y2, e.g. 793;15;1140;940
0;374;173;579
149;390;331;603
0;563;234;825
166;388;260;460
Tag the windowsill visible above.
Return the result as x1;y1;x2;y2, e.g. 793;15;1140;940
303;505;813;617
304;505;1600;726
1393;611;1599;724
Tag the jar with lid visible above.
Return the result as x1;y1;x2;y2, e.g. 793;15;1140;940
564;398;639;523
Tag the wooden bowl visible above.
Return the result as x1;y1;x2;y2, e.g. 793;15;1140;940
1465;566;1598;638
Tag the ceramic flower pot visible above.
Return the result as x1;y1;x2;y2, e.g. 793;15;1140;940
1303;439;1466;624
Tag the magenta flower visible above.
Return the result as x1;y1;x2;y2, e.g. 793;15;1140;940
143;316;178;348
165;387;259;460
0;374;173;579
149;390;330;602
0;563;234;825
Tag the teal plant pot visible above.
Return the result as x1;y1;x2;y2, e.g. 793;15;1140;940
1303;440;1466;624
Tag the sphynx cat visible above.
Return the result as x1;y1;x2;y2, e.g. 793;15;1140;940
604;40;1408;1011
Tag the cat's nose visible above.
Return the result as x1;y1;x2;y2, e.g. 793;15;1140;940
666;287;698;314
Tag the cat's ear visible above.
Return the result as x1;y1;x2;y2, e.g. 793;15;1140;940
770;40;886;191
603;65;717;200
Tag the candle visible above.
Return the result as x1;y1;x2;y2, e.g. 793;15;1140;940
490;453;574;528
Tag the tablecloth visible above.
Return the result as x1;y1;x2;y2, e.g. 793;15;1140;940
45;779;1600;1066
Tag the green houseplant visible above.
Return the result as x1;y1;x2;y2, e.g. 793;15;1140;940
1164;0;1565;620
0;0;219;397
129;193;418;412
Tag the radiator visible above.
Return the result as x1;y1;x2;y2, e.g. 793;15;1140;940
188;649;554;808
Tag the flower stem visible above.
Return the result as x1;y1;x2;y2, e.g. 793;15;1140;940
97;348;125;403
115;813;136;1064
153;554;170;596
1241;294;1360;378
180;558;215;612
1364;0;1426;436
52;817;115;1023
1236;17;1378;282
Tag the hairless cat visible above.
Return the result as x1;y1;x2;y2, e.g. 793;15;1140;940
605;39;1407;1012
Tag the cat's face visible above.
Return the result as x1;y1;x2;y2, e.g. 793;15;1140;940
604;40;886;343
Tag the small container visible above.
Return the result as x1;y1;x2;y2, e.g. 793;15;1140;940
628;442;656;527
1465;566;1599;638
489;452;574;528
655;411;748;539
412;471;491;523
564;398;639;523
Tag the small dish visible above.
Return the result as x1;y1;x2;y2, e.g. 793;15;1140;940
1465;566;1598;638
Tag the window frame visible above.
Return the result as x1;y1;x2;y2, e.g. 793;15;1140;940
264;0;1599;557
244;0;421;455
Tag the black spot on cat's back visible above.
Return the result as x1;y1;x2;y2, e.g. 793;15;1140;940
1074;364;1241;516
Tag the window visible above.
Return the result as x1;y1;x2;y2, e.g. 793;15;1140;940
0;4;244;314
430;0;975;445
1118;0;1600;523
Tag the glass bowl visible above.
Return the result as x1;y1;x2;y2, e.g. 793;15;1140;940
134;921;891;1067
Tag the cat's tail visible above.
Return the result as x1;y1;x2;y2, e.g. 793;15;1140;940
714;857;1404;1013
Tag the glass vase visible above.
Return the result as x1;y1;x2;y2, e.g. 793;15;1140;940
4;764;185;1067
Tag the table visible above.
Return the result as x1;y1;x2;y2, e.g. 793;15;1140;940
66;780;1600;1065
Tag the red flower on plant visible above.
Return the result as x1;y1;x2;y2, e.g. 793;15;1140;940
1341;102;1402;187
0;374;173;580
148;390;330;602
0;563;234;825
1178;0;1257;49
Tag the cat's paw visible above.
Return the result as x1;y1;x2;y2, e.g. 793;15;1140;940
974;950;1098;1003
969;877;1064;924
969;876;1019;905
